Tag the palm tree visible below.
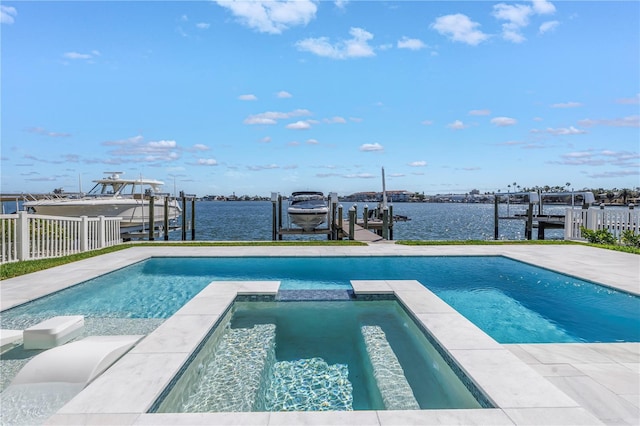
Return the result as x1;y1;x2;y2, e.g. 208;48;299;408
606;192;615;203
620;188;630;205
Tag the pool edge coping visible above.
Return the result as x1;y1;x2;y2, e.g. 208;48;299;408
46;279;603;426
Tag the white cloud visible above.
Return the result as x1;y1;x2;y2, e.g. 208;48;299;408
244;117;277;125
447;120;467;130
148;140;177;149
306;138;319;145
26;127;71;138
276;90;292;98
1;5;17;24
359;143;383;152
324;116;347;124
192;144;209;151
493;1;558;43
260;136;272;143
296;27;375;59
469;109;491;116
493;4;532;27
63;52;94;60
397;37;426;50
578;116;639;128
408;161;427;167
493;3;533;43
286;120;311;130
215;0;317;34
551;101;582;108
539;20;559;34
491;117;517;127
344;173;376;179
247;164;280;171
531;126;587;135
431;14;489;46
532;0;556;15
502;26;526;43
334;0;349;9
615;94;640;105
244;109;312;125
102;136;180;162
238;94;258;101
196;22;210;29
197;158;218;166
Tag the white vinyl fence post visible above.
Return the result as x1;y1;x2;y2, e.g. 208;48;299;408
564;208;573;240
16;211;29;261
80;216;89;252
587;207;599;231
98;216;106;248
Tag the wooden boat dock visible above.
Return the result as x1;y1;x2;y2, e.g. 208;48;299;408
341;221;384;242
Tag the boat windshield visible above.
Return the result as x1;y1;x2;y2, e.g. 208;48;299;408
86;181;143;197
292;193;324;201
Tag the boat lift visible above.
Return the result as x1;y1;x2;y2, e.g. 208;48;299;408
493;191;596;240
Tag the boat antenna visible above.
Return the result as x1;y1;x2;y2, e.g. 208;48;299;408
381;166;387;209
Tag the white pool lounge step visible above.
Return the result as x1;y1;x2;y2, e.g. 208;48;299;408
180;324;276;412
361;325;420;410
11;335;144;386
1;329;22;353
23;315;84;350
3;335;143;426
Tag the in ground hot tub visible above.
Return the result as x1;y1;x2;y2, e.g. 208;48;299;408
151;299;492;412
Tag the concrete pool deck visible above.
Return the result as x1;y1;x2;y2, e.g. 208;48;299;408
1;244;639;425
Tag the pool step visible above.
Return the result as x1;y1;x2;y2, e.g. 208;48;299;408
258;357;353;411
179;324;276;412
361;325;420;410
276;289;354;301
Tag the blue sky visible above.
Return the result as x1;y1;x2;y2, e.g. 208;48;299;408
1;0;638;197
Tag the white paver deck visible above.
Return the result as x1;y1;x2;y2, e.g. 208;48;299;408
0;244;638;425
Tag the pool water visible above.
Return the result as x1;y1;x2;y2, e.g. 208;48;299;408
2;256;639;344
153;300;486;412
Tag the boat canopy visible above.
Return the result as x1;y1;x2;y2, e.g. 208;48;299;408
495;191;596;204
87;172;165;196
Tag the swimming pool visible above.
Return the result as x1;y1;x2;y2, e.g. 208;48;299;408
2;256;638;344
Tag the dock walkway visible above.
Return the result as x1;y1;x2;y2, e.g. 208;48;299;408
341;221;384;242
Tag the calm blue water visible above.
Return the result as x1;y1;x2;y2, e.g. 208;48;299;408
187;201;568;241
3;256;638;344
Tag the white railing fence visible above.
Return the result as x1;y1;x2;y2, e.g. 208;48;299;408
565;206;640;242
1;212;122;263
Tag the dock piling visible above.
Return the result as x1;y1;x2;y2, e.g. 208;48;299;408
163;196;169;241
363;205;369;229
494;195;499;240
148;195;155;241
348;205;356;240
271;192;278;241
382;207;389;240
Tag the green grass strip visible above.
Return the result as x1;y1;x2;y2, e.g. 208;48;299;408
396;239;640;254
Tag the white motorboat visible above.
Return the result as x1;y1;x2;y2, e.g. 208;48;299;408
287;191;329;231
23;172;181;229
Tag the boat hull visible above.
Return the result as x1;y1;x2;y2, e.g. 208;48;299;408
288;207;329;231
24;199;181;229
